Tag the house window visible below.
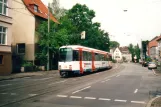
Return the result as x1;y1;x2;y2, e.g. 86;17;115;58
0;26;7;45
0;55;3;64
17;43;25;54
34;5;38;12
0;0;7;15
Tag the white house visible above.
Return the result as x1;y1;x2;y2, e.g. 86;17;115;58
113;47;122;62
119;47;132;62
113;47;132;62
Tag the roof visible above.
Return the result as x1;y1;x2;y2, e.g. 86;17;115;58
148;36;159;48
119;46;130;54
156;35;161;41
60;45;110;55
23;0;59;24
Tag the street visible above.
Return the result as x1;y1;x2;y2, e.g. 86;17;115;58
0;63;161;107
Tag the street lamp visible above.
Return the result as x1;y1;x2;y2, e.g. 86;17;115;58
47;0;52;71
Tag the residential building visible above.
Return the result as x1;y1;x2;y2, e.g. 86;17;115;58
119;46;132;62
12;0;59;72
110;48;115;59
148;36;159;60
156;35;161;61
113;47;122;62
0;0;12;75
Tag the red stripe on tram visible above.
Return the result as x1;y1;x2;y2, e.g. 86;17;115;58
79;49;83;74
92;51;95;72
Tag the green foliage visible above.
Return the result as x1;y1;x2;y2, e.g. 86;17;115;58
66;3;110;51
22;61;33;67
36;3;112;66
145;57;152;62
128;44;140;62
123;57;126;62
110;41;120;48
112;59;117;63
142;40;149;59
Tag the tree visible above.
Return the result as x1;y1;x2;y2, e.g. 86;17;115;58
128;44;135;62
142;40;149;59
134;44;140;62
50;0;67;19
110;41;120;48
66;3;110;51
128;43;140;62
35;20;69;66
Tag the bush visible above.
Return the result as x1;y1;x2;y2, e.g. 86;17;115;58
112;59;117;63
22;61;33;67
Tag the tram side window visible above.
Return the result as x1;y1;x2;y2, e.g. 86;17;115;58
107;55;109;61
109;55;112;61
105;55;108;61
73;50;79;61
101;55;104;61
87;52;92;61
95;53;98;61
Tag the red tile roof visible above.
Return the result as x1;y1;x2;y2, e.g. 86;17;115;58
156;35;161;41
23;0;59;24
148;36;158;48
119;46;130;54
147;36;159;56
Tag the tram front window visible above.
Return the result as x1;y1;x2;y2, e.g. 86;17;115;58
59;48;73;62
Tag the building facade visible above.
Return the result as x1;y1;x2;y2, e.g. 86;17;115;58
156;36;161;61
12;0;58;72
113;47;122;62
0;0;12;75
148;36;159;61
119;47;132;62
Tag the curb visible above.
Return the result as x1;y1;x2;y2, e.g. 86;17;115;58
0;70;59;81
0;75;36;81
145;96;161;107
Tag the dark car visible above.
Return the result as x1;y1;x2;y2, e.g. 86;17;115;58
142;61;148;67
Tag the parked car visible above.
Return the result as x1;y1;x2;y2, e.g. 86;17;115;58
142;61;148;67
148;62;157;69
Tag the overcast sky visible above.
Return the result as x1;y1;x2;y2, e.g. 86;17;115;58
42;0;161;47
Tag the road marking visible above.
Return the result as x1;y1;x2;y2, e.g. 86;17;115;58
131;101;146;104
101;79;110;83
0;84;12;87
134;89;138;93
57;95;68;98
72;86;91;94
23;77;31;79
84;97;96;100
29;94;37;97
34;77;53;81
1;93;7;95
70;96;82;99
98;98;111;101
11;93;17;95
48;80;67;86
114;99;127;102
116;75;120;77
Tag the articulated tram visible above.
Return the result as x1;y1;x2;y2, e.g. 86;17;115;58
58;45;112;77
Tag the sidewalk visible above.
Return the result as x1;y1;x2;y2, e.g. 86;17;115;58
146;96;161;107
0;70;58;81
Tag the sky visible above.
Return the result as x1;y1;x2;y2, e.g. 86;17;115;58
42;0;161;47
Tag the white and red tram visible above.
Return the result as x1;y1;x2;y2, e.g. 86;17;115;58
58;45;112;77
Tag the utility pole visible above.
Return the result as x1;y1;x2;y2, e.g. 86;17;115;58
47;2;50;71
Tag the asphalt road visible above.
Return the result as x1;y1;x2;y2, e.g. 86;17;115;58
0;63;161;107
